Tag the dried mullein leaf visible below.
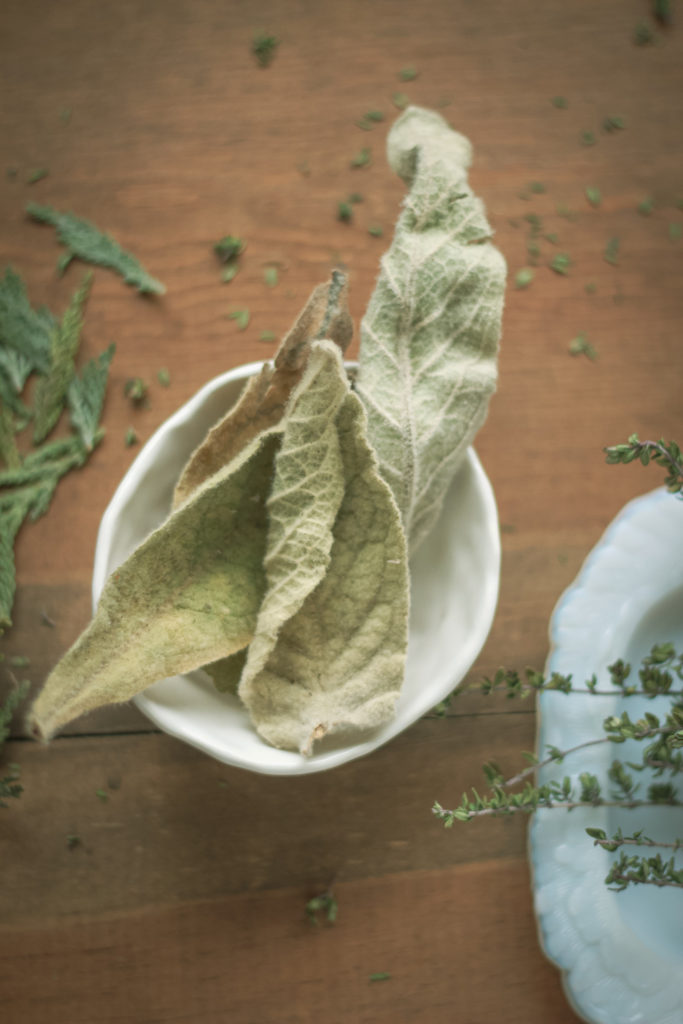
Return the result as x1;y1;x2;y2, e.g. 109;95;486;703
203;648;248;694
27;430;281;741
172;271;352;508
239;342;409;755
240;342;347;676
355;107;506;554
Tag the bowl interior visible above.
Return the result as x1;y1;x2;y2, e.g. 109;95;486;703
93;362;501;775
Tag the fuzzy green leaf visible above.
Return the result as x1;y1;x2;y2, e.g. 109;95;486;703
27;430;282;741
355;107;506;554
26;204;166;295
33;273;92;444
240;342;409;754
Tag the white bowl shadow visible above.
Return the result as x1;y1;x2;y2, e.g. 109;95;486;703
93;361;501;776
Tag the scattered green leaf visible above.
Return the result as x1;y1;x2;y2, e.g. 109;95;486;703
398;66;418;81
258;330;277;343
638;197;654;216
124;377;148;406
348;192;364;204
157;367;170;387
569;333;598;360
26;168;49;185
337;200;353;223
305;891;338;925
514;267;534;290
252;33;278;67
557;204;578;221
228;309;250;330
585;281;597;294
221;264;240;284
654;0;673;26
550;252;571;275
668;222;682;242
605;236;620;265
264;266;279;288
95;788;108;802
551;96;568;109
529;181;546;194
124;427;138;447
26;203;166;295
67;343;114;452
603;115;625;132
214;236;244;263
66;834;81;849
368;224;383;238
369;973;391;983
585;186;601;208
543;232;558;244
392;92;409;110
580;131;596;147
59;108;72;125
350;147;371;169
634;21;655;44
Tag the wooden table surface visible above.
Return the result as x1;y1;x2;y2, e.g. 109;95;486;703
1;2;682;1021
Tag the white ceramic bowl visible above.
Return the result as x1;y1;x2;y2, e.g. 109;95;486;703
93;361;501;775
531;487;683;1024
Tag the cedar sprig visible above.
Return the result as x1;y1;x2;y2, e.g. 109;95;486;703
0;269;114;628
33;272;93;443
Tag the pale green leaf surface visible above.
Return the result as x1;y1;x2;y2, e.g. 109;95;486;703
355;107;506;554
239;345;409;755
27;430;280;740
241;342;347;682
26;204;166;295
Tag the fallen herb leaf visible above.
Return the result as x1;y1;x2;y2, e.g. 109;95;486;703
252;33;278;67
515;267;534;289
124;377;148;405
603;115;625;132
585;186;601;208
369;973;391;983
392;92;409;110
668;222;682;242
228;309;250;331
214;236;244;262
95;788;108;802
569;333;598;360
157;367;170;387
634;21;655;44
364;110;384;123
9;655;29;668
350;147;371;168
604;236;620;265
26;168;49;185
654;0;673;26
368;224;383;237
585;281;597;294
264;267;279;288
543;232;558;244
551;96;568;109
124;427;138;447
529;181;546;194
26;204;165;294
557;204;578;221
348;192;364;204
66;834;80;849
580;131;596;147
221;264;240;284
550;252;571;275
59;108;71;125
638;197;654;216
259;330;277;343
337;200;353;222
398;66;418;81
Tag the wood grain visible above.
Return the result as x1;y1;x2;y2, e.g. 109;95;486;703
2;0;682;1020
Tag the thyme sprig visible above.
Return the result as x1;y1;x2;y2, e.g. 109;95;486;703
605;434;683;494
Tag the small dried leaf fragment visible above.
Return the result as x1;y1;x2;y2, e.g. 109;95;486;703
27;430;280;741
355;107;506;554
240;342;409;755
